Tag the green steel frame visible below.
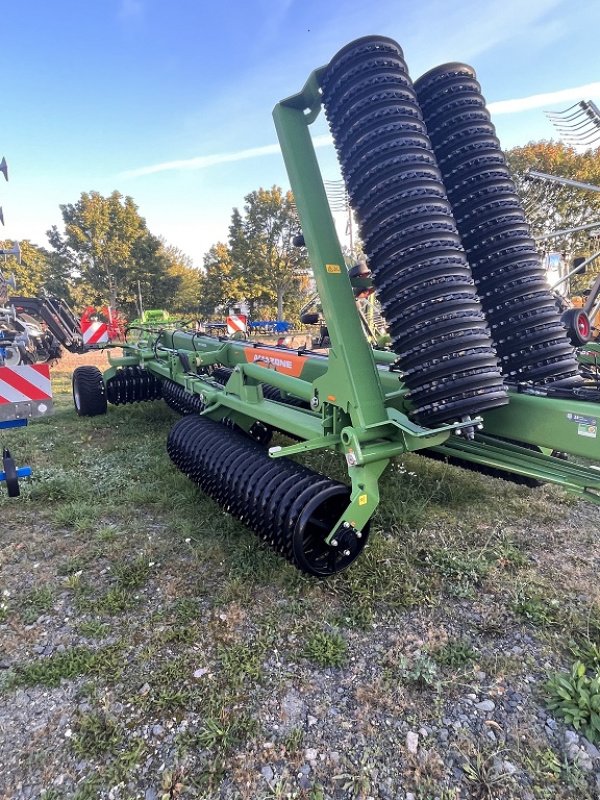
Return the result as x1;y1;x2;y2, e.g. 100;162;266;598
100;66;600;544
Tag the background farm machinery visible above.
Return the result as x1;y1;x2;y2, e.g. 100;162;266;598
72;36;600;575
1;251;86;365
1;156;54;496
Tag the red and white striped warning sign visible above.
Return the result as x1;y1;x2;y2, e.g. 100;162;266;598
81;320;109;345
226;314;248;335
0;364;52;405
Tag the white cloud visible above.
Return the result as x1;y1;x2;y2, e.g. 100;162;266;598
119;134;333;178
489;82;600;115
118;0;143;21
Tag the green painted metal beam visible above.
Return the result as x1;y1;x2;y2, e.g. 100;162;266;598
273;87;389;430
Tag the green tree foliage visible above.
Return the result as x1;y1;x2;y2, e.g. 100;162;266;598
47;190;186;314
506;142;600;291
159;240;201;316
228;186;310;319
0;239;49;297
199;243;245;319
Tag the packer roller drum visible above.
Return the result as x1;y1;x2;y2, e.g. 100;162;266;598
105;366;163;406
167;415;368;576
162;378;205;415
414;63;581;385
320;36;507;424
162;373;271;444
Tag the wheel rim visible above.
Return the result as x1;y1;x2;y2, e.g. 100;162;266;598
577;311;591;341
292;485;369;576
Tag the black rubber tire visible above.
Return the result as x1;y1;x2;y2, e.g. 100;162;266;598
72;366;108;417
2;450;19;497
561;308;591;347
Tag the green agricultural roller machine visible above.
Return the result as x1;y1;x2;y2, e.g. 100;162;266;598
73;36;600;576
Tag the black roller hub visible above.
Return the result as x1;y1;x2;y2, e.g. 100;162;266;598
320;36;508;424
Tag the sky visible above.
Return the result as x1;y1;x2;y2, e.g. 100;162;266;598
1;0;599;268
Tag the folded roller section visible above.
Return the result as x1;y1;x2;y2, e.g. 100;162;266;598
414;64;581;386
319;36;508;425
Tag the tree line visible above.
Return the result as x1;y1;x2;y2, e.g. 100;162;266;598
2;186;311;321
2;142;598;320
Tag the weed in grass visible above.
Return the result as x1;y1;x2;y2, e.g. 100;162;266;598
95;524;120;544
512;587;562;627
399;654;439;689
193;711;258;752
460;747;517;798
72;777;102;800
159;623;197;645
491;533;528;570
334;749;376;798
224;539;302;590
282;726;304;755
474;604;513;637
524;746;562;783
172;597;200;624
137;655;198;711
105;737;147;785
7;643;124;688
72;709;122;757
333;603;374;630
302;629;347;668
160;768;186;799
218;642;263;686
62;572;83;590
77;585;138;616
570;638;600;670
57;556;87;576
478;652;525;679
331;532;430;621
403;746;448;799
28;467;90;504
52;500;103;531
557;757;594;795
420;547;490;589
0;594;10;623
77;620;110;638
112;554;152;590
546;661;600;744
430;638;477;670
40;790;63;800
20;585;55;624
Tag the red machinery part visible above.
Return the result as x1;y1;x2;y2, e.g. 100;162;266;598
561;307;591;346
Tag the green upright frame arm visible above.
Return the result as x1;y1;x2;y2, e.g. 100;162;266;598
273;72;389;430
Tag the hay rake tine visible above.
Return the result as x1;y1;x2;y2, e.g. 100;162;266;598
546;100;600;146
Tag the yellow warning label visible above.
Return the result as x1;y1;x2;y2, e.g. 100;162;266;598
358;494;368;506
326;263;342;274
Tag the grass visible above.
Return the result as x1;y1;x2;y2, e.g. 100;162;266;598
429;637;477;669
19;585;55;624
302;629;348;667
7;644;125;688
1;354;599;798
72;709;122;757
